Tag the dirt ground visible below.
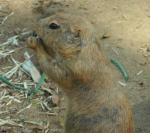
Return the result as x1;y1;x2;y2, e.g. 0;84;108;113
0;0;150;133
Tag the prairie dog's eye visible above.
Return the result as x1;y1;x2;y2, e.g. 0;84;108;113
48;22;60;30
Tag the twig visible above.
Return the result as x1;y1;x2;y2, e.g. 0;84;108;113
0;119;23;127
23;120;49;130
39;112;58;116
118;81;127;87
4;96;22;103
137;70;143;76
112;47;119;56
17;104;32;114
1;12;14;25
0;111;9;115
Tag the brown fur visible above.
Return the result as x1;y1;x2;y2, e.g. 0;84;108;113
27;12;134;133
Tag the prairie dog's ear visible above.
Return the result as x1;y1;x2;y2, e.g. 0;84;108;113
70;23;96;47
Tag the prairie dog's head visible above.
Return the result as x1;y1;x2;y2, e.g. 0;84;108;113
33;13;96;58
27;13;101;85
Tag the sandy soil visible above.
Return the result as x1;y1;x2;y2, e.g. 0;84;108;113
0;0;150;132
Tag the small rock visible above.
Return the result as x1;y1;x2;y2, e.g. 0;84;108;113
138;82;144;87
51;94;60;106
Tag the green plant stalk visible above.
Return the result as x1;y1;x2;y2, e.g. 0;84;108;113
29;73;45;97
110;58;129;81
0;75;26;91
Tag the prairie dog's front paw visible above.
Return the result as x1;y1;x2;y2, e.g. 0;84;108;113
27;36;37;49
